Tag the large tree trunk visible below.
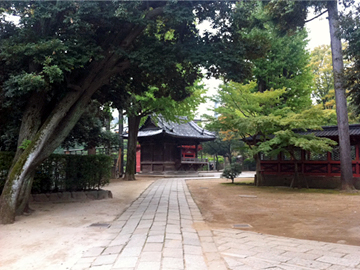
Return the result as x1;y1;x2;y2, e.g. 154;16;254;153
254;153;263;187
118;109;124;177
0;6;165;224
104;106;112;156
124;115;142;180
290;161;300;188
215;155;219;171
327;1;355;191
0;88;92;224
15;172;35;216
0;71;109;224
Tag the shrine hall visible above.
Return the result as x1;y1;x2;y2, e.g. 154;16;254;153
133;116;215;174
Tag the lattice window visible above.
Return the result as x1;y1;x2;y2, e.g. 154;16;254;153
307;152;328;161
331;146;356;161
282;150;301;161
260;153;277;161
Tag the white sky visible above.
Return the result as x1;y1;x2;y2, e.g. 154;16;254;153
196;11;331;118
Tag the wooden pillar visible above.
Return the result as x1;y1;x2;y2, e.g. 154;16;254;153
356;145;359;175
88;147;96;155
327;151;331;176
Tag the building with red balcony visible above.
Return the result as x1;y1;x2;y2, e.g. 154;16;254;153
259;124;360;189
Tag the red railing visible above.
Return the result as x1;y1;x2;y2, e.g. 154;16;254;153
181;157;208;163
261;160;360;177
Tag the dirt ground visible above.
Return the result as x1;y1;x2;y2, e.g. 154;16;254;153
0;177;155;270
187;176;360;246
2;175;360;270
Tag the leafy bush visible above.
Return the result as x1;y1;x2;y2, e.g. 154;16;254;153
0;152;112;193
222;163;242;183
243;158;256;171
64;155;112;191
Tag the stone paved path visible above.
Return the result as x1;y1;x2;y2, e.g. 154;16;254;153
71;178;360;270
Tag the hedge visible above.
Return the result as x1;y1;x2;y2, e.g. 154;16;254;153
0;152;112;193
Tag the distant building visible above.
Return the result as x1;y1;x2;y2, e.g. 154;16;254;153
128;116;215;174
258;124;360;189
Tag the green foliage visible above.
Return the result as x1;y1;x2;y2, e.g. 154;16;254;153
239;3;313;111
222;163;242;183
0;1;272;158
310;45;335;109
4;73;46;99
206;80;337;163
202;133;246;162
18;139;31;150
62;155;112;192
0;152;112;193
62;101;119;150
265;1;327;35
258;130;337;160
205;81;287;149
243;158;256;171
341;3;360;116
309;44;358;123
252;29;313;110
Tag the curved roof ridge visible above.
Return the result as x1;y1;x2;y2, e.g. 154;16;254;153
136;115;215;141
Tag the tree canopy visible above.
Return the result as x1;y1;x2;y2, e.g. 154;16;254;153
206;81;336;186
251;27;313;110
310;45;335;109
341;2;360;114
0;1;266;223
267;0;355;190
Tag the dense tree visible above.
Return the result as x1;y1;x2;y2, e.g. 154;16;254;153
202;134;245;170
266;0;354;190
61;102;118;155
257;115;337;188
124;83;205;180
341;2;360;114
0;1;261;223
205;81;286;185
251;27;313;110
310;45;336;109
207;81;336;186
309;44;359;123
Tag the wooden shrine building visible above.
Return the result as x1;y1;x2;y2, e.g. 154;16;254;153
133;116;215;174
259;124;360;189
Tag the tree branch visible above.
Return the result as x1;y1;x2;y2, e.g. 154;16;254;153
228;94;249;118
67;84;82;91
120;7;164;48
305;10;328;23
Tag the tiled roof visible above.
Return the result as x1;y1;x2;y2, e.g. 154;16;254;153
245;124;360;143
136;116;215;141
298;124;360;137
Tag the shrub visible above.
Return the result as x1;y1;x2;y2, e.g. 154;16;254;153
0;152;112;193
222;163;242;183
243;158;256;171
